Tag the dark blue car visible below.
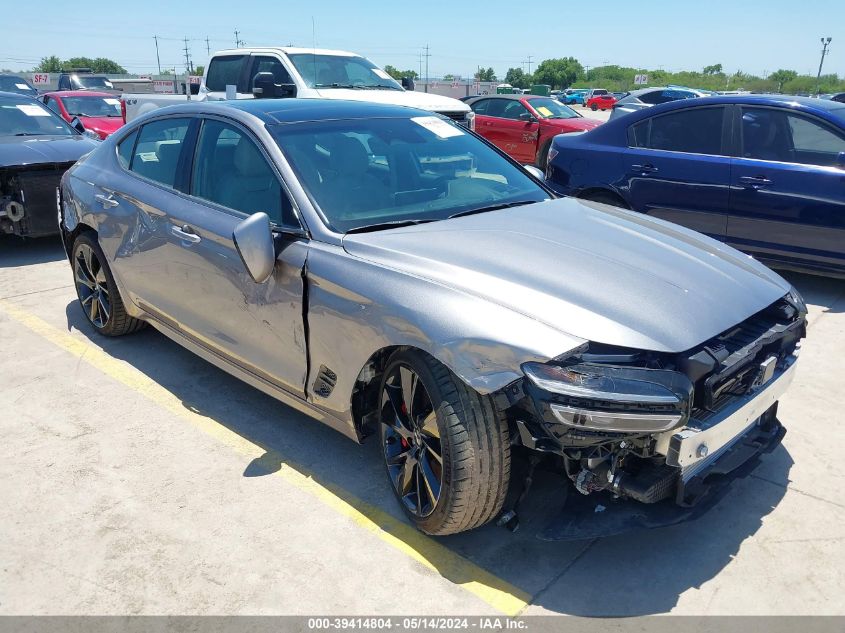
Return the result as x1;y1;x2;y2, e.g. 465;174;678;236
546;95;845;276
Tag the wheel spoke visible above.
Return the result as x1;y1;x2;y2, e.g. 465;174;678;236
75;267;95;290
382;382;413;440
89;292;99;323
386;447;412;466
97;294;110;321
399;366;418;424
423;438;443;464
419;451;441;507
82;246;95;281
419;409;439;439
415;465;423;515
94;268;107;286
80;293;94;307
399;454;416;496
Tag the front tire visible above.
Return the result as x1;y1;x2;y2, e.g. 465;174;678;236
378;350;510;535
590;103;598;111
72;233;145;337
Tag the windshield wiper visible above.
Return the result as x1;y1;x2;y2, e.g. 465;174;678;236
314;83;362;89
345;219;434;234
448;200;538;219
13;132;41;136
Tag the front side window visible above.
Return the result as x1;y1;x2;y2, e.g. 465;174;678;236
128;118;191;188
287;53;402;91
0;76;36;95
741;107;845;166
272;116;549;233
192;119;297;227
0;99;74;137
248;56;293;91
499;101;529;121
634;107;725;155
43;97;62;114
76;76;114;90
205;55;246;92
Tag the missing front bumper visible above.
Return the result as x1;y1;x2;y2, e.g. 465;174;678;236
538;412;785;541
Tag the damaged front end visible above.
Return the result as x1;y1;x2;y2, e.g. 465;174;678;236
0;164;72;237
503;290;806;539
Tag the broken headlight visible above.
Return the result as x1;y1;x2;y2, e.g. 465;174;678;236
522;362;693;434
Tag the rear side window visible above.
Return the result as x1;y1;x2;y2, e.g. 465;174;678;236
630;107;725;155
117;129;138;168
128;118;191;188
205;55;246;92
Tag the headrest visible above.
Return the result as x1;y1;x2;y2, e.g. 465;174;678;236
234;138;268;176
330;136;369;177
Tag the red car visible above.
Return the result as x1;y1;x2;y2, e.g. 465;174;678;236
467;94;602;166
585;89;617;111
39;91;124;139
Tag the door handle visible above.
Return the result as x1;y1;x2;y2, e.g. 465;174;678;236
631;164;658;174
739;175;772;188
94;193;119;208
171;225;201;244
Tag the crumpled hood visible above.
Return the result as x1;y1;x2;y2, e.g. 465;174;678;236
0;135;98;168
311;88;470;113
343;198;790;353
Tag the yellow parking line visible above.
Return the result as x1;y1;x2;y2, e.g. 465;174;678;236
0;300;531;616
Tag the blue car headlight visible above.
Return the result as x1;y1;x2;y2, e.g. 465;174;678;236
522;361;693;434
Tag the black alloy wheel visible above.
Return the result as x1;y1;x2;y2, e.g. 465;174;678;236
380;363;443;518
74;241;111;329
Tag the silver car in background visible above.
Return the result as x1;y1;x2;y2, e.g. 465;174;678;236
59;99;806;536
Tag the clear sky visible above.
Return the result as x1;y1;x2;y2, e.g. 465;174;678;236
2;0;842;79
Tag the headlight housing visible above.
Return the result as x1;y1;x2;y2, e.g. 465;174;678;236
785;286;807;315
522;361;693;434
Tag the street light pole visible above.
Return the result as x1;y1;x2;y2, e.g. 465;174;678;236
816;37;832;95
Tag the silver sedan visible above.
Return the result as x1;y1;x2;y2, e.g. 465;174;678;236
59;99;806;536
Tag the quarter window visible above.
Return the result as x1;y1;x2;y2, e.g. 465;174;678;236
191;119;298;227
631;107;725;155
741;107;845;166
205;55;246;92
117;129;138;169
128;118;191;188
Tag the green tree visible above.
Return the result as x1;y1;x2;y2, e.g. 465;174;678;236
442;74;457;81
768;69;798;92
702;63;723;75
35;56;63;73
476;67;496;82
194;65;205;77
504;67;531;89
533;57;584;89
383;64;417;80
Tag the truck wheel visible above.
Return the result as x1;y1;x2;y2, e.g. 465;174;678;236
378;349;510;535
72;233;145;337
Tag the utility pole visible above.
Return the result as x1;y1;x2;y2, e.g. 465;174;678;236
234;30;244;48
523;55;533;76
183;37;192;74
424;44;431;93
418;52;423;83
153;35;161;75
205;37;211;57
816;37;832;94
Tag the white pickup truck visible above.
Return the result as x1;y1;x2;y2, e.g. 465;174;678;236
121;47;474;129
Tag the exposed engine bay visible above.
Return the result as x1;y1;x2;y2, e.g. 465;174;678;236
1;165;70;237
500;290;807;530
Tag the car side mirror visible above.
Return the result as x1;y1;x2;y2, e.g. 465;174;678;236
519;112;538;123
253;72;297;99
401;76;415;91
233;212;276;283
523;165;545;180
70;116;85;133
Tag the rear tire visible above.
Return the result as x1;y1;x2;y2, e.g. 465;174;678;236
72;233;145;337
535;139;553;168
378;349;510;535
590;103;598;111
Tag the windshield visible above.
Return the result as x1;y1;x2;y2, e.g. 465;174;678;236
287;53;403;90
527;98;580;119
76;76;114;90
272;116;549;233
0;76;36;95
62;96;121;117
0;100;75;137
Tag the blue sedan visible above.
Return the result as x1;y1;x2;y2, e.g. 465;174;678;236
546;95;845;276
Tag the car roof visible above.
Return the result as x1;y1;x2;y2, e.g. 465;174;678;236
168;98;437;124
213;46;359;58
42;90;116;98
